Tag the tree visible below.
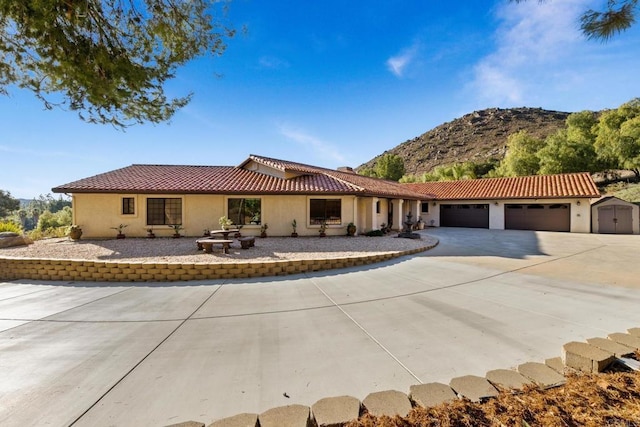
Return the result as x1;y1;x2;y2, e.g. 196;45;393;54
0;189;19;218
537;129;598;175
374;154;405;181
513;0;639;41
594;99;640;179
538;111;600;175
0;0;236;127
494;131;546;177
358;167;377;178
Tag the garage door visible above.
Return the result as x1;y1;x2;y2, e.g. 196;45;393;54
440;204;489;228
598;205;633;234
505;204;570;232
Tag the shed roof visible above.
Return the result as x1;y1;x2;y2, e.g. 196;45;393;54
404;173;600;201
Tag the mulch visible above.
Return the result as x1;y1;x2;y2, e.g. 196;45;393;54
347;366;640;427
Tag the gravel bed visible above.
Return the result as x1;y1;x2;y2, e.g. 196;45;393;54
0;234;437;264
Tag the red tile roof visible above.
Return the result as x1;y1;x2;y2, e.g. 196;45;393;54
404;173;600;200
52;155;427;200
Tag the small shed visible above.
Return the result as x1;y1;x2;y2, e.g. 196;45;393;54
591;196;639;234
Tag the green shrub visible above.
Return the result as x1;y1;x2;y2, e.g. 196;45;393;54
0;220;22;233
27;226;68;241
36;206;72;232
365;229;384;237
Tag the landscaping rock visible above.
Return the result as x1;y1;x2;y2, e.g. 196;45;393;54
449;375;498;402
409;383;457;408
562;342;615;373
362;390;412;418
608;332;640;350
517;362;565;388
586;337;635;357
627;327;640;337
485;369;532;390
165;422;205;427
545;357;565;374
0;234;33;249
311;396;360;427
259;404;312;427
208;413;258;427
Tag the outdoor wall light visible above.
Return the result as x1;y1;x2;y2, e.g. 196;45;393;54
433;202;437;206
494;201;499;206
576;200;581;206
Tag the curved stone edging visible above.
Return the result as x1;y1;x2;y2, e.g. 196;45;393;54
0;240;438;282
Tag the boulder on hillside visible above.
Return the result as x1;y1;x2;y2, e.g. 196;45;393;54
0;233;34;249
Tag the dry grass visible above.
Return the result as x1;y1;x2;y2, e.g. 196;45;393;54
347;369;640;427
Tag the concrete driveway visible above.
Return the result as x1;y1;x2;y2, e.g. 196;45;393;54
1;229;639;426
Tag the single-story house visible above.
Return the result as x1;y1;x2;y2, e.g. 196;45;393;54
52;154;428;238
591;196;639;234
404;173;601;233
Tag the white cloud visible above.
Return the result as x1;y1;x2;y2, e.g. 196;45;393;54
258;56;290;70
467;0;602;107
386;42;420;78
278;124;346;164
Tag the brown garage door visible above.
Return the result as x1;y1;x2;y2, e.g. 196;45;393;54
440;204;489;228
505;204;570;232
598;205;633;234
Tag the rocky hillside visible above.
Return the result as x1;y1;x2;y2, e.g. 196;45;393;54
359;107;571;176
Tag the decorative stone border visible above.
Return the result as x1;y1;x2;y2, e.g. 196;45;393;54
0;244;435;283
166;327;640;427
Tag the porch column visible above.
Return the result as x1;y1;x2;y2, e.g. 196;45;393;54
392;199;404;230
413;201;420;227
371;197;379;231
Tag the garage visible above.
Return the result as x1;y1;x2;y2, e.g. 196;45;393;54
505;204;570;232
440;204;489;228
592;196;638;234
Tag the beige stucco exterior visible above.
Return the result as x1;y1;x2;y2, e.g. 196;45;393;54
419;198;592;233
72;192;417;238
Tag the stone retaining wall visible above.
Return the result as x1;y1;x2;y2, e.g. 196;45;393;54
0;247;429;282
168;327;640;427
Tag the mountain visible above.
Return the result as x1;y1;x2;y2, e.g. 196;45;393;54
358;107;571;176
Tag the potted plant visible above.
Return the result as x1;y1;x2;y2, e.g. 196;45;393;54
346;222;356;236
319;220;327;237
68;224;82;240
260;223;268;238
146;227;155;238
291;219;298;237
169;224;183;238
219;216;233;230
111;224;128;239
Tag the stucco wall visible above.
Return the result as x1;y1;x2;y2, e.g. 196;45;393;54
419;198;592;233
73;193;364;238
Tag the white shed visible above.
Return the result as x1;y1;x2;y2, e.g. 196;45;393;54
591;196;639;234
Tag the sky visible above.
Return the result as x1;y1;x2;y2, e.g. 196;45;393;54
2;0;640;199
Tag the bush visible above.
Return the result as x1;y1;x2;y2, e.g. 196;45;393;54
36;206;72;232
365;229;384;237
0;220;22;233
27;226;68;241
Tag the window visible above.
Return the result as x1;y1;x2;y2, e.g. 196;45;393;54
310;199;341;225
421;202;429;213
376;201;381;214
122;197;135;215
228;198;261;225
147;198;182;225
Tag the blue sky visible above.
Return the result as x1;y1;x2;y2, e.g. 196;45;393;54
2;0;640;198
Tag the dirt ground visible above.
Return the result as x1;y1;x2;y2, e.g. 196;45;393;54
347;367;640;427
